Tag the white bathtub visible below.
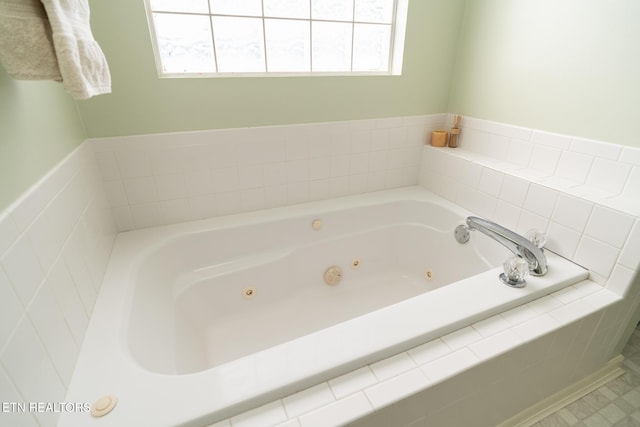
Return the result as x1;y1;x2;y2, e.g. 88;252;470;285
60;187;588;427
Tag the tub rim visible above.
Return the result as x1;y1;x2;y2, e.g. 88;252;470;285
59;186;589;427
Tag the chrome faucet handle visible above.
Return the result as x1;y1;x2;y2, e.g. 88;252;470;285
500;256;528;288
524;229;547;249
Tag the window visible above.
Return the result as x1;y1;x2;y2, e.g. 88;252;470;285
144;0;408;76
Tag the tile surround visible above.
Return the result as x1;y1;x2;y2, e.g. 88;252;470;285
0;144;116;427
1;114;639;426
90;116;443;231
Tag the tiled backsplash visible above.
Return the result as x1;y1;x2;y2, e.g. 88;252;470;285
90;115;448;231
420;115;640;291
0;144;115;426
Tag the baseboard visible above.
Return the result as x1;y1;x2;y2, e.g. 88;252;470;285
497;354;625;427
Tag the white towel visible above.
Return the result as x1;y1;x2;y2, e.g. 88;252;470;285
0;0;111;100
40;0;111;100
0;0;62;80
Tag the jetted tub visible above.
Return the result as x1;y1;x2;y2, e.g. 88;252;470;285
60;187;588;427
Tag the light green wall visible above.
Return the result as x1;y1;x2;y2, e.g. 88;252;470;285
0;67;86;212
449;0;640;147
77;0;466;137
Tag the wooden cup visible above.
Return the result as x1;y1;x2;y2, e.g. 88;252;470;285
431;130;448;147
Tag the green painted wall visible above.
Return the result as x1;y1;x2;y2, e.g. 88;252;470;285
0;67;86;212
5;0;640;212
449;0;640;147
77;0;466;137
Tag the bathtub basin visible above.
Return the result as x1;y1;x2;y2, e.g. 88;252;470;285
60;187;588;427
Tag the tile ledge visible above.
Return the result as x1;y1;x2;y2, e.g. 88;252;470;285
423;146;638;217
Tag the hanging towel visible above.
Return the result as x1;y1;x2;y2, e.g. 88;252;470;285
0;0;111;99
0;0;62;80
40;0;111;100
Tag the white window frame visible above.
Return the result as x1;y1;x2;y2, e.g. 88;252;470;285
143;0;409;78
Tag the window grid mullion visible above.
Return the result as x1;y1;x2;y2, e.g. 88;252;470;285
208;1;219;73
261;0;268;72
309;0;313;72
350;0;356;71
149;0;398;76
387;0;398;72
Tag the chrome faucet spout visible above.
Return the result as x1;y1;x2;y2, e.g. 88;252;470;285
465;216;548;276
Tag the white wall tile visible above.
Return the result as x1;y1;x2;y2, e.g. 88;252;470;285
620;147;640;165
299;392;372;427
546;222;581;259
526;294;563;315
130;202;164;229
472;315;512;338
441;327;482;350
94;150;121;181
0;367;39;426
216;191;243;215
112;206;134;230
27;206;66;275
161;199;191;224
492;200;521;231
570;137;622;160
264;185;288;208
523;184;558;219
619;220;640;270
103;180;128;207
420;348;479;384
468;330;523;360
213;167;241;192
242;188;266;212
500;305;539;326
286;138;311;161
155;174;188;200
370;353;417;381
585;158;632;195
263;163;287;186
511;313;560;341
552;194;593;232
549;300;595;324
124;177;158;204
407;339;451;366
370;128;390;151
1;237;44;306
46;259;88;347
606;264;636;296
506;138;534;167
516;210;549;236
309;157;331;180
622;166;640;199
151;148;187;175
230;401;287;427
478;169;504;197
528;145;561;176
0;267;23;350
27;285;78;386
555;151;593;184
1;318;66;417
531;130;572;150
329;367;378;399
584;205;635;248
574;236;619;278
364;369;430;408
499;175;530;207
116;149;152;178
351;130;372;152
283;383;335;418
